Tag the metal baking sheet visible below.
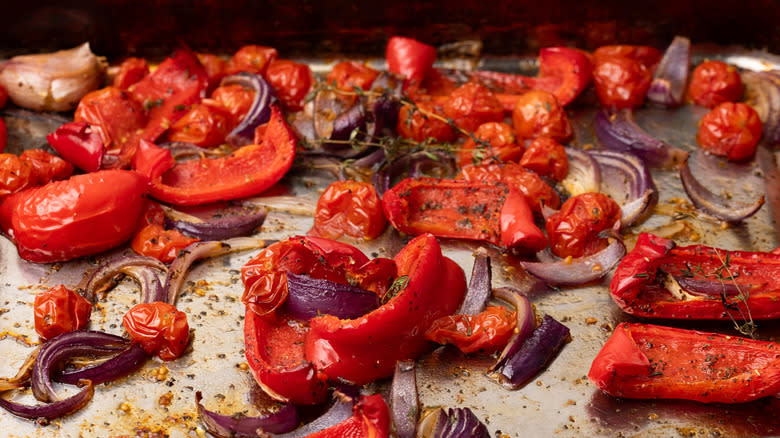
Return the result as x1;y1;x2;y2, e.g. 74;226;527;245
1;48;780;438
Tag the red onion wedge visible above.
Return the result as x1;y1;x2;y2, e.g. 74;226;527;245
672;275;746;298
82;254;167;303
313;89;350;140
742;70;780;147
390;360;418;438
646;36;691;107
494;314;570;389
680;155;765;222
489;287;536;373
195;391;299;437
221;73;276;146
457;249;492;316
519;238;626;286
589;150;658;226
416;407;490;438
163;202;268;241
274;388;358;438
284;272;379;320
0;380;94;421
594;108;688;169
31;331;129;403
55;343;149;386
561;147;601;196
165;237;267;305
373;151;457;196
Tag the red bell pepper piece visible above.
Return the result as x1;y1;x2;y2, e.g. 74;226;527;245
381;177;547;252
46;122;105;172
469;47;592;107
386;36;437;85
610;233;780;319
305;233;466;384
135;106;296;206
305;394;391;438
589;322;780;403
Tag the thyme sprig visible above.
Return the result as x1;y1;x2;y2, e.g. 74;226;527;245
711;249;756;338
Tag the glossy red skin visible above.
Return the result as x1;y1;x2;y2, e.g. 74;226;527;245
19;149;74;186
113;57;149;90
458;162;561;213
520;136;569;181
688;60;743;108
458;122;523;167
309;180;387;240
225;45;278;76
396;101;456;143
265;59;313;112
545;192;621;258
386;36;436;84
0;117;6;153
610;233;780;320
306;234;466;384
211;84;255;125
592;55;652;109
589;322;780;403
131;223;199;264
511;89;573;142
46;121;105;172
34;285;92;340
196;53;227;91
425;305;517;353
167;100;234;148
593;45;662;69
697;102;762;161
442;82;504;133
123;302;189;361
305;394;391;438
0;154;33;197
137;106;296;206
0;169;147;263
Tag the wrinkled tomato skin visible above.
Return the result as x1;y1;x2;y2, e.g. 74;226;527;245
265;59;313;112
459;163;561;213
0;153;33;197
197;53;227;90
74;86;146;152
2;170;147;263
225;45;278;76
113;57;149;90
592;55;652;109
397;101;456;143
520;136;569;181
131;223;199;264
309;180;387;240
593;45;662;69
34;285;92;340
545;192;622;258
123;302;190;361
326;61;379;92
442;82;504;133
458;122;523;168
19;149;74;185
512;89;573;142
425;305;517;353
167;100;233;148
688;60;742;108
211;84;256;125
697;102;762;161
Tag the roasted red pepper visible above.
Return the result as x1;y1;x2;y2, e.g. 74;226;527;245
610;233;780;319
135;105;296;206
306;394;391;438
46;121;105;172
589;322;780;403
305;233;466;384
386;36;437;85
382;177;547;252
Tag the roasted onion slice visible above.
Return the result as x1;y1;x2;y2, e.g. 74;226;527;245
646;36;691;107
220;73;276;146
519;238;626;286
590;150;658;226
196;391;299;437
390;360;418;438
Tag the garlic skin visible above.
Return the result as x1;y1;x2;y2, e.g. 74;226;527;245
0;43;106;112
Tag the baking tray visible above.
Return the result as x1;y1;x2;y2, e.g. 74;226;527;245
1;46;780;438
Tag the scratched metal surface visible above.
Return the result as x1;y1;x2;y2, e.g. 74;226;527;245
1;49;780;438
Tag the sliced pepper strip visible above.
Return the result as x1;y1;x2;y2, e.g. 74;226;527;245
588;322;780;403
305;394;391;438
305;233;466;384
610;233;780;319
136;106;296;206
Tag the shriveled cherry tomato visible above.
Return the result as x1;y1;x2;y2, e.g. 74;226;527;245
688;60;743;108
326;61;379;92
167;99;233;148
0;153;33;197
458;122;523;167
442;82;504;133
592;55;652;108
131;223;199;264
211;83;256;125
34;285;92;340
512;89;573;142
19;149;74;185
0;118;6;153
74;86;146;153
225;45;278;76
265;59;312;112
397;101;456;143
113;57;149;90
519;136;569;181
309;180;387;240
0;170;147;263
593;45;662;70
386;36;436;85
697;102;762;161
425;305;517;353
545;192;622;258
46;121;105;172
123;302;190;361
197;53;227;89
458;162;560;213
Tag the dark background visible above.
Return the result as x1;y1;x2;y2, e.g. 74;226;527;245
1;0;778;59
